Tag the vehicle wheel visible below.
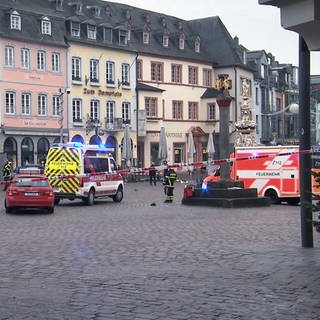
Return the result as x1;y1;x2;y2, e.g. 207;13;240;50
5;207;12;214
265;189;280;204
112;186;123;202
54;198;60;205
287;197;300;205
4;201;11;214
85;188;95;205
48;207;54;214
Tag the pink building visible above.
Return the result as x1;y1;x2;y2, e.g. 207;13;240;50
0;9;68;167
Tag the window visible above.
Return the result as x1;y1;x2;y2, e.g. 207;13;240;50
10;12;21;30
37;50;46;71
151;62;163;82
188;102;198;120
6;92;16;114
195;38;200;53
179;35;185;50
52;52;60;73
21;48;30;69
145;97;157;118
72;99;82;122
261;64;266;79
52;95;60;116
90;100;99;121
121;63;130;86
137;59;142;80
21;93;31;115
38;95;47;116
87;24;96;40
171;64;182;83
90;59;99;83
255;87;259;105
203;68;212;87
208;103;216;120
106;101;115;125
163;34;169;47
5;46;14;67
122;102;131;123
103;27;112;42
106;61;115;85
72;57;81;81
41;18;51;35
143;32;149;44
71;21;80;37
188;66;198;85
172;101;183;120
119;30;127;45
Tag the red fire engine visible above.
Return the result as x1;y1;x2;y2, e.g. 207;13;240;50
202;145;320;204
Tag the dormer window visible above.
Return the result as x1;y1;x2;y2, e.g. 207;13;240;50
87;24;97;40
55;0;63;11
179;34;185;50
163;34;169;47
10;11;21;30
195;36;200;53
143;31;149;44
94;7;101;18
41;17;51;35
76;3;83;15
119;29;127;45
71;21;80;37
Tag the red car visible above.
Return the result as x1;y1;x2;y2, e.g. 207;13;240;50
4;172;55;214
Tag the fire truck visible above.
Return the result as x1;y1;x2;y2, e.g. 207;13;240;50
202;145;320;204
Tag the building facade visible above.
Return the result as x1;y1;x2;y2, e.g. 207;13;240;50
0;0;299;169
0;2;68;167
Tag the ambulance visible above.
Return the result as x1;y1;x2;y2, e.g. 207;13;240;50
202;145;320;204
44;142;124;205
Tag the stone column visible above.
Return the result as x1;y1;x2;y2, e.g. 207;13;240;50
216;90;232;180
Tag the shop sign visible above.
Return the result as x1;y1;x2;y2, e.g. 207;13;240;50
83;88;122;97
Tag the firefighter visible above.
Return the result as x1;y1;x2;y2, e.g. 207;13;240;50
2;160;13;191
163;167;177;203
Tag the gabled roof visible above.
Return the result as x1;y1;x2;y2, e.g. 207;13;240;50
187;16;245;67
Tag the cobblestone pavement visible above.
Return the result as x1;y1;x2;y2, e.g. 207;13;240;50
0;181;320;320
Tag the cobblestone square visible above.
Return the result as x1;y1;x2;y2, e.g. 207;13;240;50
0;181;319;320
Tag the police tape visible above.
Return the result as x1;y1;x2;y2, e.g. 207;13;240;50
1;148;315;185
118;148;311;175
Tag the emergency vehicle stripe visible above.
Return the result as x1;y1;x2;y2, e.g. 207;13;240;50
248;179;269;194
45;147;80;194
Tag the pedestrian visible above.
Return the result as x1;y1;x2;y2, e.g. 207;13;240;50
2;159;13;191
149;162;157;186
163;167;177;203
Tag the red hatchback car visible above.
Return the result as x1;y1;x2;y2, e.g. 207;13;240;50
4;171;55;214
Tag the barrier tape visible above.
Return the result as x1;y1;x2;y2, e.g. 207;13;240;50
1;148;317;185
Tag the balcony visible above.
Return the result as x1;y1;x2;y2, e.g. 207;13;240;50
104;118;130;131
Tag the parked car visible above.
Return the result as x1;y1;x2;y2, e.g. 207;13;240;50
4;170;55;214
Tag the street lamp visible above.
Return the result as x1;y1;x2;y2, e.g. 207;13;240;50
58;88;70;143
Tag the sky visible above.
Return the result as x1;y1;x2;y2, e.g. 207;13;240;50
107;0;320;75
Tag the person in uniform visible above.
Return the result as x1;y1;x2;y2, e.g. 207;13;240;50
163;167;177;202
2;160;13;191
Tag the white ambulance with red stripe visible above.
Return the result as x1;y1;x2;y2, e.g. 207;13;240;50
44;142;124;205
203;145;320;204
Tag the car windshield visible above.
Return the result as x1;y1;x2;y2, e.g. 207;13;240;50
13;177;49;187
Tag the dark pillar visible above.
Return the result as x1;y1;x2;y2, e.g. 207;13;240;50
299;36;313;248
216;90;232;180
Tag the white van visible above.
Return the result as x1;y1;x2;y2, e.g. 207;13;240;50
44;142;124;205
